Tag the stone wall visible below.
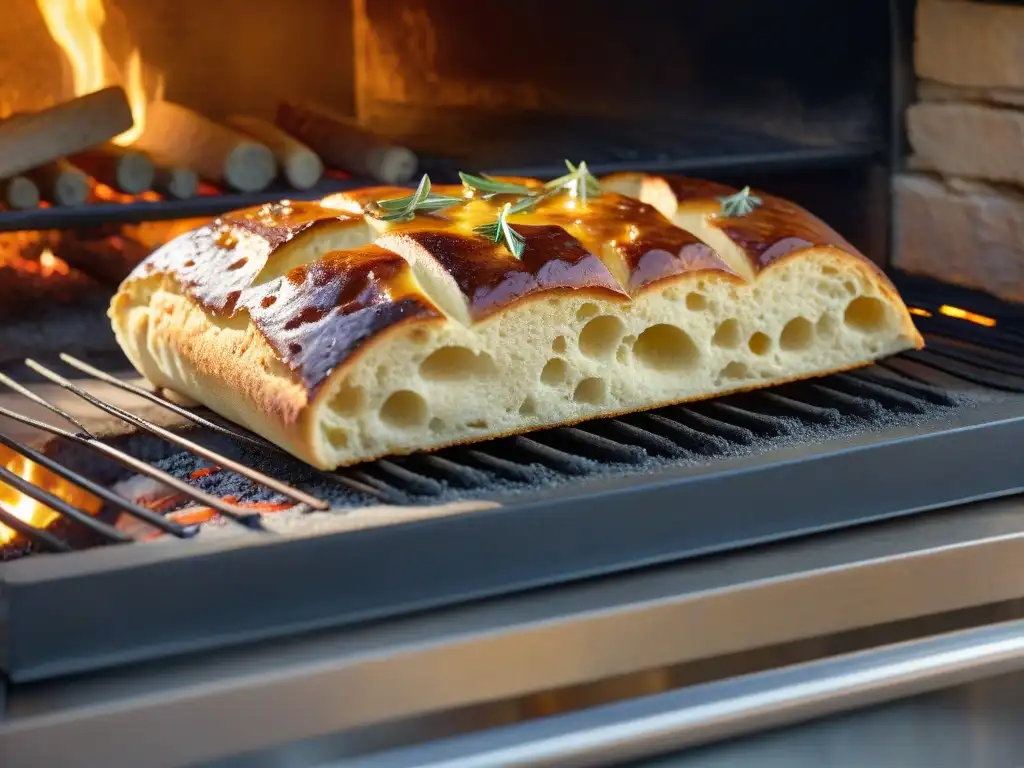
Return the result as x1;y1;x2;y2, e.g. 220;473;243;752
895;0;1024;303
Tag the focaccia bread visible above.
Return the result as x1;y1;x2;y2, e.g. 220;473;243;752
109;171;923;469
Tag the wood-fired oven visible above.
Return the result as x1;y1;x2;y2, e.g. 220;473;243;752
2;2;1024;766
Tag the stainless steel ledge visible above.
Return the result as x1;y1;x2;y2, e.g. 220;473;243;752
335;619;1024;768
3;495;1024;767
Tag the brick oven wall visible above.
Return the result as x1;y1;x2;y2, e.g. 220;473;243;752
896;0;1024;303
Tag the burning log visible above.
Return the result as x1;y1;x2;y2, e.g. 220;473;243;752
51;226;151;285
226;115;324;190
153;163;199;200
276;101;418;184
27;159;90;207
132;101;277;193
69;143;156;195
0;235;94;319
0;176;40;210
0;87;134;180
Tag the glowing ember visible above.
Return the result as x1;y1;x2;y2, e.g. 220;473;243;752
0;445;102;546
939;304;997;328
35;0;164;145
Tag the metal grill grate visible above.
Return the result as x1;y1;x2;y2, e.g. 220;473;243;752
0;322;1016;554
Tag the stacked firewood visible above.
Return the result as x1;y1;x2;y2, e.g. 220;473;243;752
0;86;418;211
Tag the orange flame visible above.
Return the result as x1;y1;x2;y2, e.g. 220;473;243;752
35;0;164;145
0;445;102;546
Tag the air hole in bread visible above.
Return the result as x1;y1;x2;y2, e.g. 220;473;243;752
541;358;570;386
519;396;537;416
844;280;858;295
573;377;607;405
720;361;750;380
579;315;625;359
685;292;707;311
260;295;277;308
325;426;349;449
712;318;741;348
576;302;599;321
779;316;815;351
748;331;772;356
844;296;889;333
429;417;445;432
419;346;497;381
228;257;248;271
822;266;839;277
634;324;699;372
329;382;366;416
467;419;489;429
615;344;631;364
552;336;568;354
380;390;428;429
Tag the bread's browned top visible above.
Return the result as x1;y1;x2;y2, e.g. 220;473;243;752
127;175;872;394
657;176;858;270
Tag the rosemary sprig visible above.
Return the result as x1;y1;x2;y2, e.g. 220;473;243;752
373;174;463;222
543;159;601;204
459;172;534;197
506;187;556;215
473;202;526;259
717;186;763;218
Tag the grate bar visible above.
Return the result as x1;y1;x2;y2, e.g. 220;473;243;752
798;382;885;419
0;401;259;527
58;354;283;453
925;342;1024;380
59;354;393;503
508;436;594;475
0;432;194;539
0;462;132;543
581;420;686;458
702;401;792;437
535;427;648;465
630;413;731;455
670;407;756;445
0;501;73;552
901;350;1024;393
24;359;328;511
370;460;445;497
853;368;957;407
400;454;494;488
747;391;841;425
459;448;541;482
0;371;91;434
828;373;929;414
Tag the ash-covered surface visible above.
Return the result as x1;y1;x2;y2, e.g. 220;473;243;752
101;361;992;541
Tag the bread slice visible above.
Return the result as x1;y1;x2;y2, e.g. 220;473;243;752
109;173;923;469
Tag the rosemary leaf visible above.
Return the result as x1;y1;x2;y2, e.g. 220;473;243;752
459;172;533;197
543;159;601;204
473;203;526;259
374;174;462;221
717;186;763;218
507;187;556;215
